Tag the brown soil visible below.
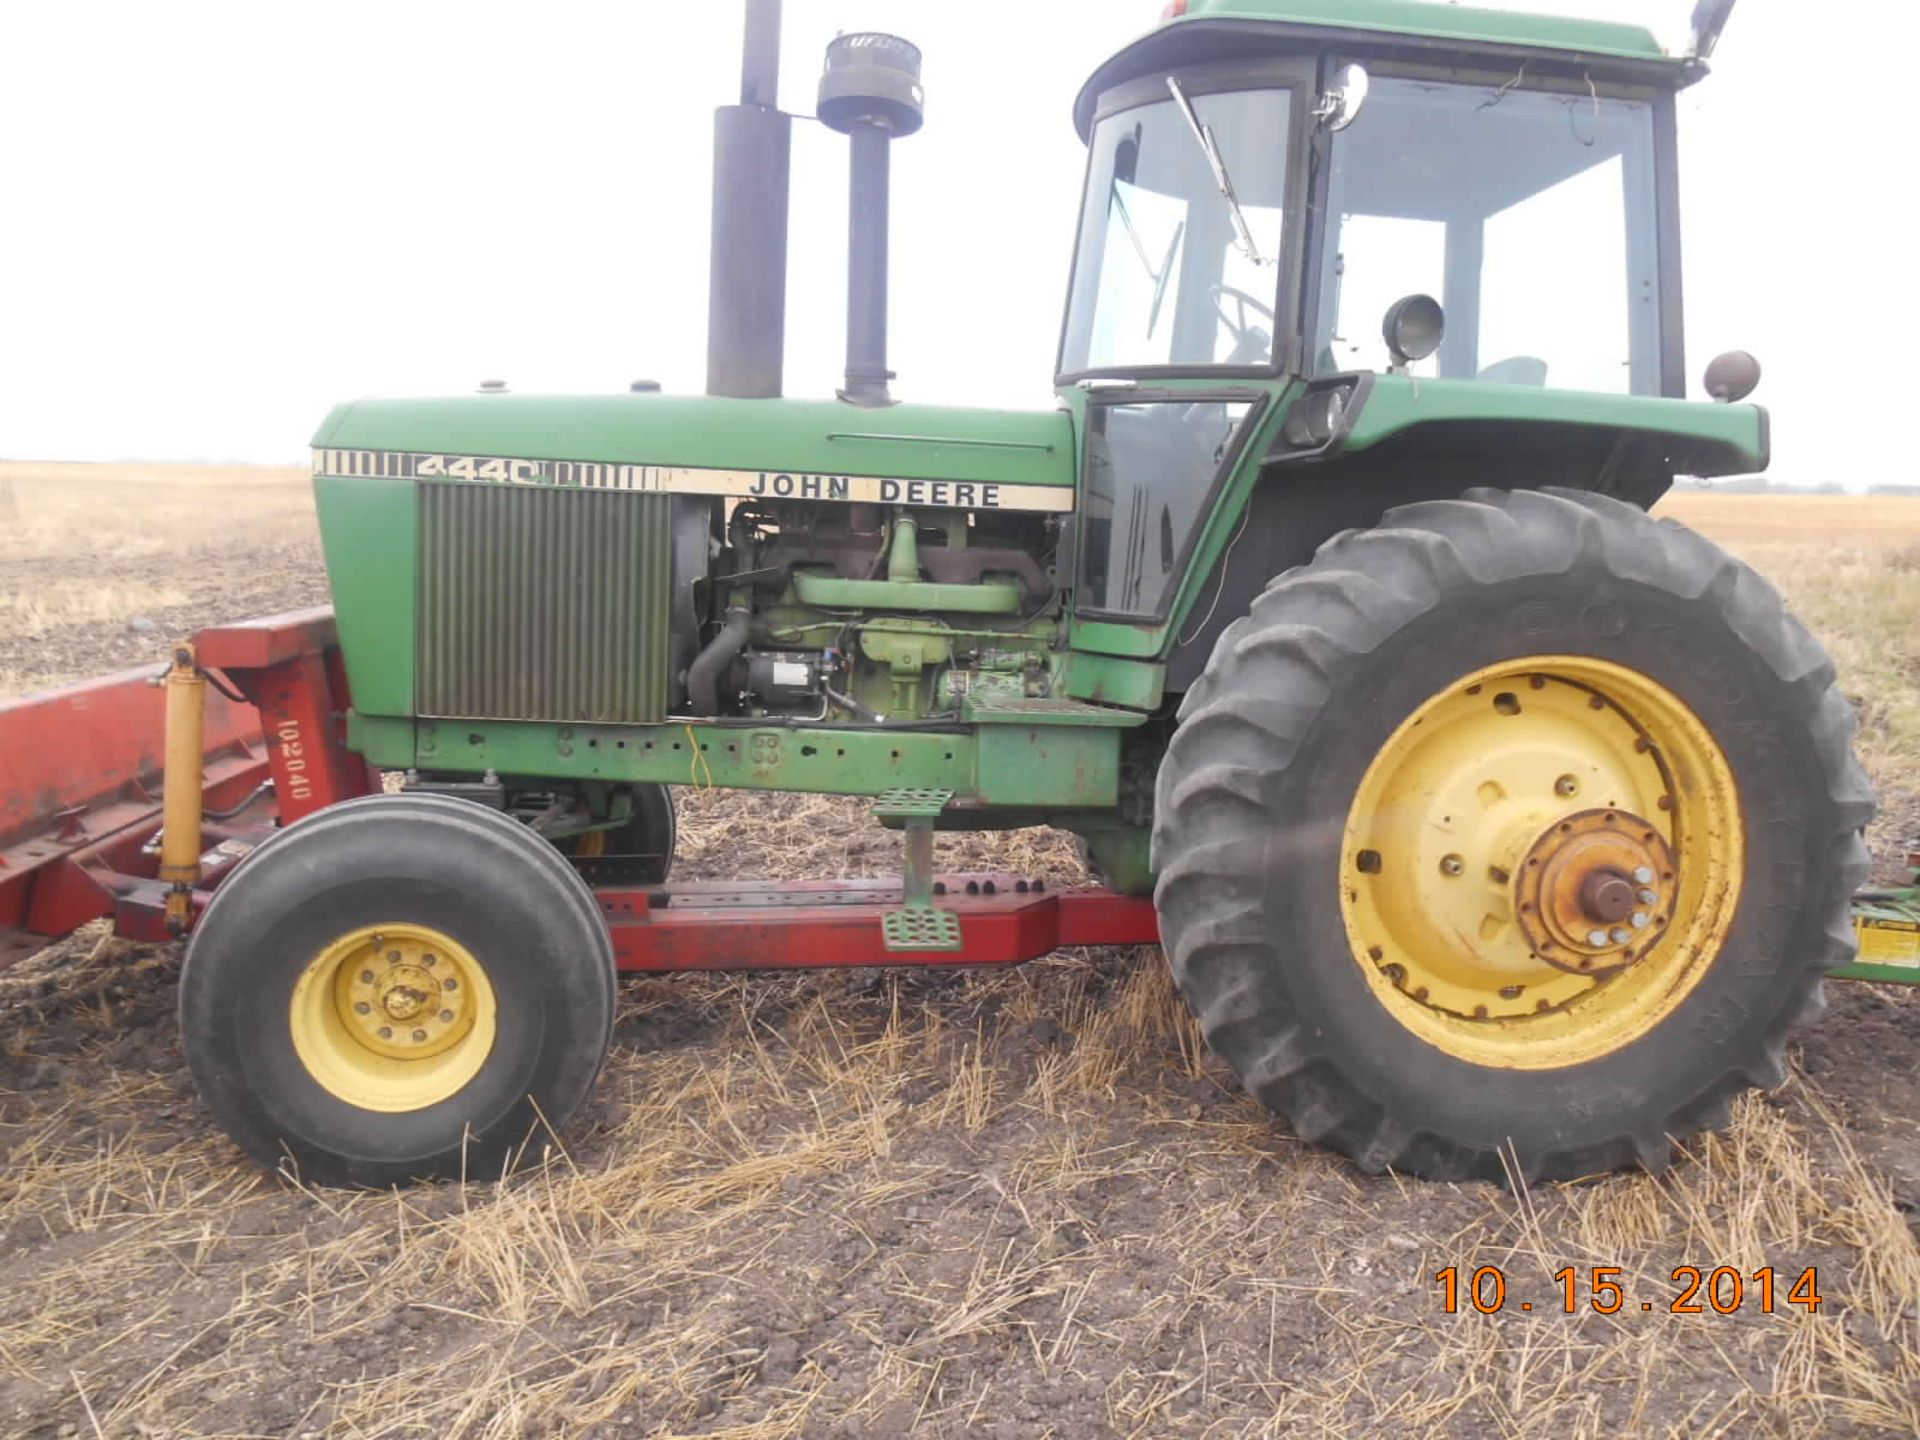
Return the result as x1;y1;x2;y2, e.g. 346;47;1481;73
0;545;331;692
0;480;1915;1437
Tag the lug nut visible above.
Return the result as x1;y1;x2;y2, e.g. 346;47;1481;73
1440;854;1464;877
438;1009;454;1023
1587;929;1610;947
443;979;457;991
378;1026;393;1039
1638;888;1657;905
1555;775;1579;797
1632;912;1651;929
412;1029;427;1043
1633;866;1655;884
1610;927;1631;944
354;1001;371;1015
359;970;374;984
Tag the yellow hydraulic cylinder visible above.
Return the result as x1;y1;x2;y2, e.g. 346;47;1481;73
159;644;206;933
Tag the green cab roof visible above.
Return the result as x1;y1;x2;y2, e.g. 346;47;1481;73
1171;0;1673;64
1077;0;1694;137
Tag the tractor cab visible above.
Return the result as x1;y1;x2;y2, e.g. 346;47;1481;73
1060;0;1705;396
1056;0;1758;649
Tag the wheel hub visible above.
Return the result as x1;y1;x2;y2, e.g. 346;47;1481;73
1339;656;1742;1068
1516;809;1675;974
289;922;497;1112
336;938;470;1055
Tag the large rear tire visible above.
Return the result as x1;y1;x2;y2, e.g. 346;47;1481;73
180;793;616;1187
1153;488;1872;1182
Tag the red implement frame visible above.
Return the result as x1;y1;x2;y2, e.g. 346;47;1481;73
2;609;1162;970
1;609;376;962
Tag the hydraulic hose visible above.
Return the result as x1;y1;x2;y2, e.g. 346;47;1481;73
687;606;752;716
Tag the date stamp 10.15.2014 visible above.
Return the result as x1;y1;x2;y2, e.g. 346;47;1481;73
1435;1265;1823;1316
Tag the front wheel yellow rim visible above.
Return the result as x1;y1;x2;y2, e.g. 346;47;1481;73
289;924;498;1112
1340;656;1743;1069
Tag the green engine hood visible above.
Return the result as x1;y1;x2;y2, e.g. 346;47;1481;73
312;393;1075;496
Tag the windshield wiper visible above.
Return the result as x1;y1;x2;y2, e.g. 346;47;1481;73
1108;183;1187;339
1166;77;1266;266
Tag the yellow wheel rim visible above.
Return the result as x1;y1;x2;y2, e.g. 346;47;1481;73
289;923;498;1112
1340;656;1742;1069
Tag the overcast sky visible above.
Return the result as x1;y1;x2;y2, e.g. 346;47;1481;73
0;1;1907;489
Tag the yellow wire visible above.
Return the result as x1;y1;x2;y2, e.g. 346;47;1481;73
684;723;715;790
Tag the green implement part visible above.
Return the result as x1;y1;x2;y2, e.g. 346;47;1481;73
1834;854;1920;985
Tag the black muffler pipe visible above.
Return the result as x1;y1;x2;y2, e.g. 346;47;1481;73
688;606;752;715
818;34;924;408
707;0;790;399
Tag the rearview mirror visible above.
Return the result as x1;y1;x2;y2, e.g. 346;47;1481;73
1703;350;1761;403
1317;64;1370;132
1383;293;1445;372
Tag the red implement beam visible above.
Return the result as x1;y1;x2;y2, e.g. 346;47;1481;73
599;874;1160;971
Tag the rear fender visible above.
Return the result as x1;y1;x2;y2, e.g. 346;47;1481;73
1166;392;1767;694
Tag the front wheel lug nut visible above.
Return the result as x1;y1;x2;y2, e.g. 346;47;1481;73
1631;912;1651;929
1587;929;1610;947
1637;888;1657;905
1633;866;1655;884
1610;927;1631;944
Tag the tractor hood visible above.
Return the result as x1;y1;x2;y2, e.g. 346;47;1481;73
312;394;1076;511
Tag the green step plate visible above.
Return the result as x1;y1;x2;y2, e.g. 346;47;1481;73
882;906;963;952
873;787;954;820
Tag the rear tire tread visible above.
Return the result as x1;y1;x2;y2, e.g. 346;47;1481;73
1154;487;1872;1182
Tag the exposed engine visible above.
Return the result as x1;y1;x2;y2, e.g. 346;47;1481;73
675;497;1065;724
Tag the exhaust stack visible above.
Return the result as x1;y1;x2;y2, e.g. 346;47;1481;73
706;0;791;399
818;34;924;408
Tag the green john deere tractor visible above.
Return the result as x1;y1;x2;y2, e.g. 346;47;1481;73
178;0;1877;1187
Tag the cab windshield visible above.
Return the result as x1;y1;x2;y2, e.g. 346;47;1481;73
1061;87;1290;375
1313;75;1663;394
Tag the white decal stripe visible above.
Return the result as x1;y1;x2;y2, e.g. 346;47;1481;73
309;449;1076;513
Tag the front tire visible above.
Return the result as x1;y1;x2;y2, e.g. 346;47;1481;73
1153;488;1872;1182
180;793;616;1187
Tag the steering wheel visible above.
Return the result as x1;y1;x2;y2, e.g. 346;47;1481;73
1210;283;1276;365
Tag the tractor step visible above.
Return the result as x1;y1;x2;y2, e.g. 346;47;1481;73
872;787;955;820
882;905;964;951
871;789;960;952
960;694;1147;727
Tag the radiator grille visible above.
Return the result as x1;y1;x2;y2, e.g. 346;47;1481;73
417;483;672;724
